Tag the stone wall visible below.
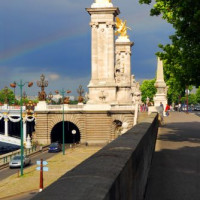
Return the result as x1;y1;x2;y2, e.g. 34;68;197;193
34;111;134;145
31;113;158;200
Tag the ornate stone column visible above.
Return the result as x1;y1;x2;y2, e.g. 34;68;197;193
115;35;134;104
23;119;27;143
90;22;99;83
86;1;120;104
4;117;8;137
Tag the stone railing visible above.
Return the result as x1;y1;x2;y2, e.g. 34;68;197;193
31;113;158;200
0;146;37;166
46;105;62;110
0;105;26;110
0;135;20;146
0;145;50;169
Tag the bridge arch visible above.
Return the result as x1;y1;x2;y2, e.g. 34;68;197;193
51;121;80;144
111;114;132;140
48;114;83;144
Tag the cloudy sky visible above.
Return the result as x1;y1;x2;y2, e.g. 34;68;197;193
0;0;174;97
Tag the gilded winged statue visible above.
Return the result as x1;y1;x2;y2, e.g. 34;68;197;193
115;17;131;37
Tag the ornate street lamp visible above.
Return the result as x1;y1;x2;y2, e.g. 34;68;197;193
10;80;33;176
37;74;48;101
54;89;71;155
77;85;84;103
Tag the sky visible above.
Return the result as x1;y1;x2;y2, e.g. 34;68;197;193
0;0;174;97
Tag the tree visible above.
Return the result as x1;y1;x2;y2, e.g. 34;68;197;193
188;94;197;105
140;79;156;103
0;88;15;104
139;0;200;87
196;86;200;103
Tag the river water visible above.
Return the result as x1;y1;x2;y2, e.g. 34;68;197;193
0;142;20;155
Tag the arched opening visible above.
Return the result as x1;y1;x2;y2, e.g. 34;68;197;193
8;117;35;138
113;120;123;138
26;118;35;139
51;121;80;144
8;117;20;138
0;118;4;134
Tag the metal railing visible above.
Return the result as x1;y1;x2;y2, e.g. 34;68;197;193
0;146;37;166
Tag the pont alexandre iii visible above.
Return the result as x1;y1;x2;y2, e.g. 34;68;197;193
33;0;141;145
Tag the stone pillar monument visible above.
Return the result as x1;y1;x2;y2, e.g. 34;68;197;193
153;57;167;108
115;28;134;104
86;0;120;104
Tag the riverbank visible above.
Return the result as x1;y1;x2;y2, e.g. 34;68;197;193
0;144;104;199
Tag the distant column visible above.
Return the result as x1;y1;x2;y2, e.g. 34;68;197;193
153;57;168;108
4;118;8;137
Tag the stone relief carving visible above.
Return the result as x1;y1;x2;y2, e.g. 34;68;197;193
115;59;126;84
99;90;108;102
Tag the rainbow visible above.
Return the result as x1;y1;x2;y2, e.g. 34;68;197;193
0;28;89;63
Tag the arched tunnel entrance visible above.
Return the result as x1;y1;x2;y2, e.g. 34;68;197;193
113;120;123;137
51;121;80;144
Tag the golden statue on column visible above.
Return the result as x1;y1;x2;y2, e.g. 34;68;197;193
115;17;131;37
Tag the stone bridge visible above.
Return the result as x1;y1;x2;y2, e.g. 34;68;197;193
31;113;158;200
35;103;135;145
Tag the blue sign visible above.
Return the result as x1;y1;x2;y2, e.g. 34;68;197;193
36;160;48;166
36;166;49;172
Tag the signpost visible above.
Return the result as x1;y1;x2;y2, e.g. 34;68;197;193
36;159;48;192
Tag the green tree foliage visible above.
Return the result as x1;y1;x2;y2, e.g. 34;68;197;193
188;94;197;105
139;0;200;88
0;88;15;104
196;86;200;103
140;79;156;103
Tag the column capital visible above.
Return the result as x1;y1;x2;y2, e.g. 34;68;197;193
115;51;121;55
106;22;115;28
90;22;99;28
125;51;131;55
4;118;8;122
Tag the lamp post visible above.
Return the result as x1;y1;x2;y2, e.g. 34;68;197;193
10;80;33;176
72;129;76;147
55;89;66;155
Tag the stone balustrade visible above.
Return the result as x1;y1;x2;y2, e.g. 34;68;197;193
31;113;158;200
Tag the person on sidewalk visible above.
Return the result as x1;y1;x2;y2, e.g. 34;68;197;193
159;102;164;125
165;104;170;116
178;103;181;112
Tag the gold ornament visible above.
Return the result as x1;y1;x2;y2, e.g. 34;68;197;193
115;17;131;37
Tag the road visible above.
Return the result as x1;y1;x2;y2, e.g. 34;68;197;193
1;191;38;200
0;151;56;181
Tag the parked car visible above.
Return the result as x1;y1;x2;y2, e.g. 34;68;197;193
48;142;62;153
194;106;200;111
9;155;31;168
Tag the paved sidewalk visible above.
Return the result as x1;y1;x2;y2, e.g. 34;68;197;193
0;145;103;199
145;112;200;200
